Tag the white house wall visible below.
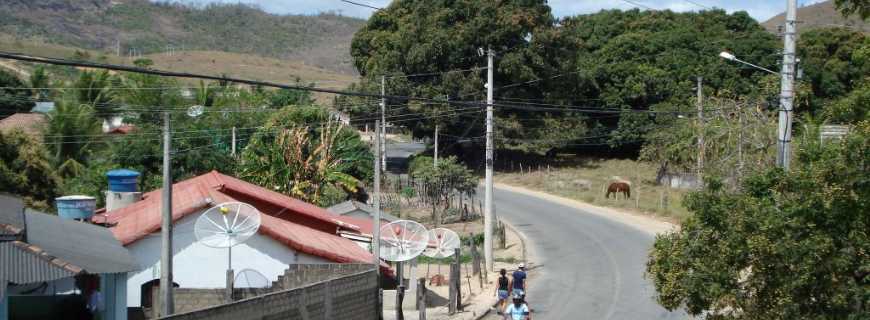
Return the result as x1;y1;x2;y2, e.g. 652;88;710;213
124;211;329;307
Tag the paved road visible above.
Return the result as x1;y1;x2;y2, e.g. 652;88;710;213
484;186;687;320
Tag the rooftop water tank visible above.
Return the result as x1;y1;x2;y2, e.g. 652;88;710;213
107;169;140;192
56;195;96;220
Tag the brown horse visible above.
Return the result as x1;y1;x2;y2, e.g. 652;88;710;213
606;182;631;199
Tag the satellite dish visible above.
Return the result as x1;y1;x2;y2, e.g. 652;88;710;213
379;220;429;262
194;202;261;248
194;202;261;294
423;228;460;258
187;105;204;118
234;269;270;289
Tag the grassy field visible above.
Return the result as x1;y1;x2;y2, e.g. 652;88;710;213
494;158;692;223
0;36;358;104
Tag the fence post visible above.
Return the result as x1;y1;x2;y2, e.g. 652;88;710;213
396;284;405;320
418;278;427;320
470;237;481;275
455;247;462;312
448;262;457;315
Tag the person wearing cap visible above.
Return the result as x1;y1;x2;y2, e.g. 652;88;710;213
503;291;530;320
511;263;528;298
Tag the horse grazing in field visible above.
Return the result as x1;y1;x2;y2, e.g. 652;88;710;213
606;182;631;199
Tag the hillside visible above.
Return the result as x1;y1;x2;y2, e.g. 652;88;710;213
0;35;357;104
0;0;365;74
762;0;869;34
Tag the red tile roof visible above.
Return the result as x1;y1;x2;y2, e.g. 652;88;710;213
0;113;46;137
93;171;380;267
107;125;135;134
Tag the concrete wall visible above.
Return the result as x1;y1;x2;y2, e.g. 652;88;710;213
125;211;330;307
159;266;378;320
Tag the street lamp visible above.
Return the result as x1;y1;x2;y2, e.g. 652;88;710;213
719;51;778;75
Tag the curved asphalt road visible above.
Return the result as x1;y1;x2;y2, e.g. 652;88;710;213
488;186;687;320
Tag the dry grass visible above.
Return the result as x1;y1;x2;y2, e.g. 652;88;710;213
0;36;358;104
494;158;692;223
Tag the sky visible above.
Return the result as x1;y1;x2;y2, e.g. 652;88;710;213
168;0;829;22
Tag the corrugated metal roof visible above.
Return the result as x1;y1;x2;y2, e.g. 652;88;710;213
327;200;399;222
0;241;80;284
24;209;137;274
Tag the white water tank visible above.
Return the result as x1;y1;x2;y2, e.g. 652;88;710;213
106;191;143;211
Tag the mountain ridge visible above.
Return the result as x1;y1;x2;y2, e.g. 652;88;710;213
762;0;868;34
0;0;365;74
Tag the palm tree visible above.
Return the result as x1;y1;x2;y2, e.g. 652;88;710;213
239;121;361;206
45;99;101;164
73;70;115;118
29;66;50;101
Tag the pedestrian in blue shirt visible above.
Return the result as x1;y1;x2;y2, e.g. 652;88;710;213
503;292;530;320
511;263;527;298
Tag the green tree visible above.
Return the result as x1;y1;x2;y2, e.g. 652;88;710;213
345;0;575;153
646;121;870;319
0;130;59;208
238;106;373;206
29;66;50;101
73;70;116;118
0;69;34;118
835;0;870;19
45;99;102;163
798;28;869;114
823;79;870;123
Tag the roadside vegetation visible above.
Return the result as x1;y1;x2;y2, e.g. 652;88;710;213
494;158;692;222
0;59;373;210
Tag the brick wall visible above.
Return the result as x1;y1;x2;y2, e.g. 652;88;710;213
159;265;378;320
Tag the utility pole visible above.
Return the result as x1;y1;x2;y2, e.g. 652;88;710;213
160;112;174;316
696;76;704;186
373;120;383;320
737;102;744;181
434;125;439;167
484;48;495;272
373;120;382;272
778;0;797;170
231;126;237;156
380;76;387;172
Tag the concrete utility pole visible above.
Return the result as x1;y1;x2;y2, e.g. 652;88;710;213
696;76;704;186
484;48;495;272
380;76;387;172
373;120;382;272
160;112;174;316
231;126;237;156
434;125;439;167
778;0;797;170
373;120;383;320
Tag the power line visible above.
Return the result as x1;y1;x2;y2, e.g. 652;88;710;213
619;0;657;10
339;0;382;11
683;0;713;10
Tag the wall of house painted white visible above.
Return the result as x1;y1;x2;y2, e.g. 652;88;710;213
124;211;330;307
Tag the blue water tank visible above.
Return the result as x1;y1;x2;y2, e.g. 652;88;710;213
56;195;96;220
107;169;140;192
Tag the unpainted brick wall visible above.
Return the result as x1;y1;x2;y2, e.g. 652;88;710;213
159;266;378;320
